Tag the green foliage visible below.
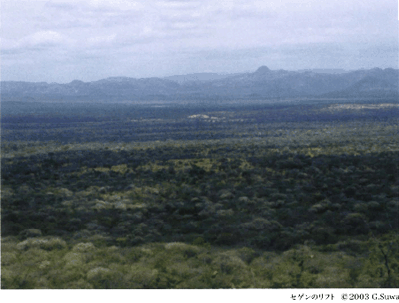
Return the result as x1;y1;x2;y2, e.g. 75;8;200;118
2;100;399;288
16;237;67;251
361;235;399;288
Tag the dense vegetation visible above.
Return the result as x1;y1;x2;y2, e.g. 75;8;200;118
1;99;398;288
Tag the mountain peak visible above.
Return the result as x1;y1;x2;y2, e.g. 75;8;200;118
255;66;271;73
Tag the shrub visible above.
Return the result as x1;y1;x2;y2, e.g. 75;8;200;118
241;218;282;231
249;233;274;249
65;279;93;289
16;237;67;251
164;242;201;258
19;229;42;239
219;191;234;200
126;264;159;288
72;242;96;252
354;203;368;213
192;236;206;246
369;221;389;233
313;266;352;288
341;213;369;234
216;209;234;218
215;233;238;245
86;267;124;288
86;267;110;280
311;226;337;245
309;203;329;214
367;201;381;210
236;247;259;264
212;253;246;275
57;188;74;197
63;252;84;269
336;240;368;255
277;159;304;169
238;196;250;203
39;260;51;269
1;252;17;265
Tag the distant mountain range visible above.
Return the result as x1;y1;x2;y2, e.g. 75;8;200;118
1;66;398;102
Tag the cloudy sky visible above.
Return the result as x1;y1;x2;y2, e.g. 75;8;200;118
1;0;398;83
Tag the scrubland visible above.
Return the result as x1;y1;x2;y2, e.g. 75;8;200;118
1;99;398;288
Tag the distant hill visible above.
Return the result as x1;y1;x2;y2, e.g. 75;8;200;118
322;68;399;98
1;67;398;102
164;73;241;83
297;68;347;74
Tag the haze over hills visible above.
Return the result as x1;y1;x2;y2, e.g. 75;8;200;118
297;68;348;74
1;66;398;102
164;73;244;83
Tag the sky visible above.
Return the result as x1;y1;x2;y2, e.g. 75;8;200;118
1;0;398;83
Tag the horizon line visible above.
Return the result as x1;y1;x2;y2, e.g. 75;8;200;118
1;66;397;84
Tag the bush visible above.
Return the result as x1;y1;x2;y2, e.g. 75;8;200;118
1;252;17;265
336;240;368;255
241;218;282;231
236;247;259;264
16;237;67;251
86;267;123;288
309;203;329;214
313;266;352;288
215;233;238;245
164;242;201;258
63;252;85;269
311;226;337;245
212;253;246;275
65;279;93;289
19;229;42;239
216;209;234;218
126;264;159;288
341;213;369;234
219;191;234;200
72;242;96;252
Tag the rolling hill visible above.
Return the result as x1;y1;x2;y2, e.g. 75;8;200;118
1;67;398;102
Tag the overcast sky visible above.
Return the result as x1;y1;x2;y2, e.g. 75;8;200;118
1;0;398;83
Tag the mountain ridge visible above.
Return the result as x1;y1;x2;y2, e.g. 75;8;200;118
1;67;398;102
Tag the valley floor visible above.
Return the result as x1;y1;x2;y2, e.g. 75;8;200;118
1;99;398;288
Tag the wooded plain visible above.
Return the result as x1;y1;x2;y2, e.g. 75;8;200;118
1;98;398;288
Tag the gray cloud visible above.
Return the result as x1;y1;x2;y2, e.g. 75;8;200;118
1;0;397;82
